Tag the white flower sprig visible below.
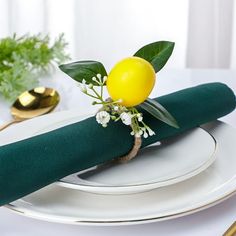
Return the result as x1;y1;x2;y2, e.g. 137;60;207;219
78;74;155;138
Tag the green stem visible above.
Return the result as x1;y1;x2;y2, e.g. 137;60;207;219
141;120;151;131
101;84;104;98
133;107;140;114
129;108;140;133
130;120;136;133
91;87;102;100
96;100;121;106
85;92;100;100
95;102;107;105
133;116;140;130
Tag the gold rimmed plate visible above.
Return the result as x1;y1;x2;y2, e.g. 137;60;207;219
58;127;217;195
4;120;236;225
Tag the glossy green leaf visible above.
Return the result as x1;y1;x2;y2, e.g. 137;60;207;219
59;60;107;85
134;41;175;72
138;98;179;128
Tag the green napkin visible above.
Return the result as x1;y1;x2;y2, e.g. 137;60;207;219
0;82;235;206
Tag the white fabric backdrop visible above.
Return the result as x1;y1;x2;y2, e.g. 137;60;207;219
231;0;236;69
0;0;235;69
187;0;234;68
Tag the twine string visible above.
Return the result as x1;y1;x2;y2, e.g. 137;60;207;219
97;98;142;163
117;135;142;163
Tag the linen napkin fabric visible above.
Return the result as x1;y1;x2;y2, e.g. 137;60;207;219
0;82;235;206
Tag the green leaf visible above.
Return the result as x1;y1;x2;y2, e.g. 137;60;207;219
134;41;175;73
138;98;179;128
59;60;107;85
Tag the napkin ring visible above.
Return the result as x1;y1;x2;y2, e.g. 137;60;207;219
117;135;142;163
97;100;142;163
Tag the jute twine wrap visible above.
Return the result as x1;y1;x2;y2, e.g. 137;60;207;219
97;98;142;163
117;135;142;163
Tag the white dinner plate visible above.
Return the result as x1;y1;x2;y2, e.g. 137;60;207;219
3;114;236;225
58;128;216;194
0;110;216;195
5;121;236;225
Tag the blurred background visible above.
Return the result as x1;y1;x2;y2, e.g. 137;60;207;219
0;0;235;71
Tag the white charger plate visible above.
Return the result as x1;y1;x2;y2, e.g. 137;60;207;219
0;111;216;195
4;120;236;225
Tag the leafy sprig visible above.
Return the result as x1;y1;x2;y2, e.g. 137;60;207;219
59;41;179;136
0;33;70;101
79;74;156;138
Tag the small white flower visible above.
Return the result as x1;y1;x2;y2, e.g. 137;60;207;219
103;76;107;82
147;127;155;136
138;130;143;135
88;83;93;89
97;74;102;79
130;131;135;136
149;130;155;136
114;106;119;111
143;132;148;138
96;111;110;127
92;77;97;81
79;79;87;93
120;112;132;125
138;116;143;122
136;113;143;122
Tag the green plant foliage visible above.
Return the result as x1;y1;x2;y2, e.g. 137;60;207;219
0;33;70;101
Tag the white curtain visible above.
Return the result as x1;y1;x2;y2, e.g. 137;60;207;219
0;0;76;57
73;0;189;70
231;0;236;69
187;0;235;69
0;0;235;69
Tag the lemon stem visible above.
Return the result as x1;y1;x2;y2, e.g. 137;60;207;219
91;87;103;101
84;92;99;100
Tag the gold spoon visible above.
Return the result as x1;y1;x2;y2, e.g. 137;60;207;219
0;87;60;131
223;221;236;236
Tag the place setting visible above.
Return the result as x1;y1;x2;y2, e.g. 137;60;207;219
0;40;236;230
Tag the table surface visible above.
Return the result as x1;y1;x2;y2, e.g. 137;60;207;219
0;69;236;236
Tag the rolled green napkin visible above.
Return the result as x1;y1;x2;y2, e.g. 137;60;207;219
0;82;235;206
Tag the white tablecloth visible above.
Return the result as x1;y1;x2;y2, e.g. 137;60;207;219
0;69;236;236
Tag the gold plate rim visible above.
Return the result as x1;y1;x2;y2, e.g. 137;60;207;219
4;189;236;225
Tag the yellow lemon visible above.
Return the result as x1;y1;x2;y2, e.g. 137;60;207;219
106;56;156;107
